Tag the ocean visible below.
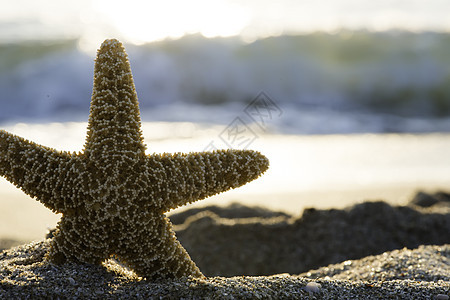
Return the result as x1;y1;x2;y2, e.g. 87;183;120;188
1;32;450;134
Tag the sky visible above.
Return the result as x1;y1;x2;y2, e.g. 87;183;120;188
0;0;449;48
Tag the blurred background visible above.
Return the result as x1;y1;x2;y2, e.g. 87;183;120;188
1;0;450;131
1;0;450;241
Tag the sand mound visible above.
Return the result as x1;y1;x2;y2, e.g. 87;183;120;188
174;199;450;276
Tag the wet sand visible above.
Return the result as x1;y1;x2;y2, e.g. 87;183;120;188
1;128;450;242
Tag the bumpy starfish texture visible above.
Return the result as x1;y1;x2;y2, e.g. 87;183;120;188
0;39;269;279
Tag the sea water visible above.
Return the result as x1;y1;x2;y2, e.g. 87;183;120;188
1;32;450;133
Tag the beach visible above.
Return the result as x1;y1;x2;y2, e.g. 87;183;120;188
0;125;449;298
1;196;449;299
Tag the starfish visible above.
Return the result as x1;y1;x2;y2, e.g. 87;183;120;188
0;39;269;279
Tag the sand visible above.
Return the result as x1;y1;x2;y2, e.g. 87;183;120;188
0;240;449;299
1;191;449;299
173;200;450;277
0;241;448;299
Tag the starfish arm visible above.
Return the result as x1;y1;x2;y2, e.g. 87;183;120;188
0;130;72;212
83;39;146;160
115;215;203;279
47;215;111;265
144;149;269;212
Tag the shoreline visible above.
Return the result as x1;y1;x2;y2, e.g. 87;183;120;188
1;127;449;243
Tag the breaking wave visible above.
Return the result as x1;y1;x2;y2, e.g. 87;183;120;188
1;31;450;134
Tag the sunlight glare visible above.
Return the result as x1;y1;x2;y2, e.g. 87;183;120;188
93;0;250;44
